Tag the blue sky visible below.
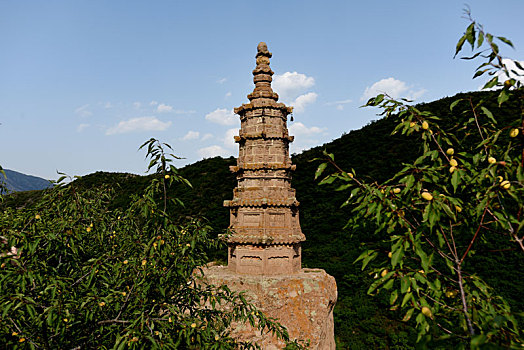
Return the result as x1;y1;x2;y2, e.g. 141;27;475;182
1;1;523;180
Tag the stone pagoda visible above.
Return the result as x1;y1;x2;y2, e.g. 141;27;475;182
203;43;336;349
223;42;305;275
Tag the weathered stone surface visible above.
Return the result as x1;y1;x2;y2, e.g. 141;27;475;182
226;42;305;275
202;266;337;349
217;42;337;348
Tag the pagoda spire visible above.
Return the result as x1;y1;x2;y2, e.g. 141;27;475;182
224;42;304;275
247;42;279;102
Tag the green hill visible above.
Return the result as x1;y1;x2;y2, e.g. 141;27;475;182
3;89;522;348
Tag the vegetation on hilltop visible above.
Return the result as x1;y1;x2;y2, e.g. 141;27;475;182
0;140;303;349
317;11;523;348
3;87;522;348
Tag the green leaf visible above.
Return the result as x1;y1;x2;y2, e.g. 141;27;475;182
497;36;514;47
361;251;378;270
315;163;327;180
451;168;460;193
416;247;430;273
391;245;404;268
480;106;496;124
482;76;499;89
477;31;484;47
402;308;415;322
454;35;467;58
390;290;399;305
450;99;462;111
465;23;476;49
497;89;509;106
401;292;412;307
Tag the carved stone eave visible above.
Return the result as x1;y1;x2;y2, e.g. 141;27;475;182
223;198;300;208
234;103;293;116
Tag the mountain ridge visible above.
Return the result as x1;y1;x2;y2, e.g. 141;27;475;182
0;169;54;193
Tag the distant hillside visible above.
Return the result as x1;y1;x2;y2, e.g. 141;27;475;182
2;89;522;348
1;169;54;193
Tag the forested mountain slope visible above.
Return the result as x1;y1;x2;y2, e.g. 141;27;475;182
4;89;522;348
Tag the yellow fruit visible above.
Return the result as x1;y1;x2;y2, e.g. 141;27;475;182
410;122;416;128
488;156;496;164
393;188;401;194
123;260;128;264
500;180;511;189
381;269;388;278
510;128;519;138
215;335;220;341
388;252;392;258
141;260;147;266
191;323;197;328
12;332;18;336
19;338;26;343
455;206;462;213
421;306;433;318
35;214;41;219
63;318;68;322
86;227;92;232
99;302;106;307
422;121;429;130
164;174;170;179
421;192;433;201
449;166;456;173
446;148;454;156
449;158;458;167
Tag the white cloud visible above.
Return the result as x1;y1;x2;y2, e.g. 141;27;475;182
106;116;172;135
205;108;238;126
225;91;232;98
133;102;141;109
77;123;90;132
198;145;230;158
273;72;315;101
288;121;326;137
150;100;158;106
327;98;352;110
75;104;92;118
288;122;327;155
174;109;196;114
292;92;318;113
181;130;200;141
157;103;173;113
223;128;239;149
217;78;227;84
361;77;426;102
201;133;213;141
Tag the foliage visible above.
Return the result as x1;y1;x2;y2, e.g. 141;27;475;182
316;10;523;348
0;139;302;349
3;90;523;348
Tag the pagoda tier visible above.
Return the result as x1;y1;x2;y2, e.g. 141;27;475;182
225;42;305;275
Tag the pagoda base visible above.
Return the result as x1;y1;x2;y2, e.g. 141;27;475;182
202;266;337;349
228;243;301;275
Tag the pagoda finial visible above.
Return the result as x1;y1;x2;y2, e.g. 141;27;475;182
248;42;278;101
